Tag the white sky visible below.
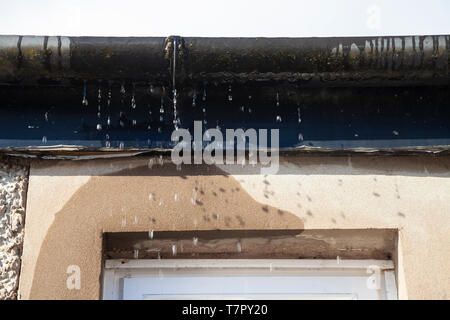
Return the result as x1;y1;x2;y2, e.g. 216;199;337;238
0;0;449;37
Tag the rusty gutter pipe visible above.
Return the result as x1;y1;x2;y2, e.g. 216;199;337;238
0;35;449;87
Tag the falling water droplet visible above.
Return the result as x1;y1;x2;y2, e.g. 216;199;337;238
276;92;280;107
120;84;126;95
107;86;111;107
173;89;178;129
192;89;197;107
276;115;282;122
105;140;111;148
298;133;304;141
237;241;242;253
172;244;177;256
107;116;111;126
121;217;126;228
149;229;154;239
228;85;233;102
159;199;163;206
42;136;47;144
134;216;138;224
158;155;164;166
82;80;88;106
119;142;124;149
149;193;154;200
297;107;302;123
174;193;179;202
149;84;155;94
202;88;207;101
96;124;102;131
148;158;154;169
131;94;136;109
193;237;198;246
44;112;49;122
134;249;139;259
393;130;399;136
159;97;164;122
191;189;197;205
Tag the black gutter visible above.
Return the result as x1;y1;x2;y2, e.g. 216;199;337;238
0;35;449;87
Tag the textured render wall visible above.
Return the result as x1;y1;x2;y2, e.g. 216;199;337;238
0;158;28;300
19;155;450;299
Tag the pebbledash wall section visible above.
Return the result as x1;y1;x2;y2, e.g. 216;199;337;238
0;157;28;300
0;154;448;299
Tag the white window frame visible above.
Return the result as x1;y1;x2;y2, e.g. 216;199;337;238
102;259;397;300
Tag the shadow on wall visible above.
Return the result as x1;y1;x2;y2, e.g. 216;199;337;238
28;163;304;299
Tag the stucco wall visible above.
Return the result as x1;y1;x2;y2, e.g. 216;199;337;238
0;158;28;300
19;155;450;299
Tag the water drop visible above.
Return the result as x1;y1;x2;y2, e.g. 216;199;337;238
119;142;124;149
202;88;206;101
131;94;136;109
297;107;302;123
96;124;102;131
44;112;49;122
276;115;282;122
237;241;242;253
393;130;399;136
107;116;111;126
134;249;139;259
193;237;198;246
192;89;197;107
149;193;154;200
82;80;88;106
191;189;197;205
149;84;155;94
149;229;154;239
173;88;178;129
174;193;179;202
42;136;47;144
120;84;126;95
298;133;304;141
107;86;111;107
276;92;280;107
159;199;163;206
228;85;233;102
172;244;177;256
148;158;154;169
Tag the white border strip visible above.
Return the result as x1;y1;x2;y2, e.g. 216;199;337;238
105;259;394;270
